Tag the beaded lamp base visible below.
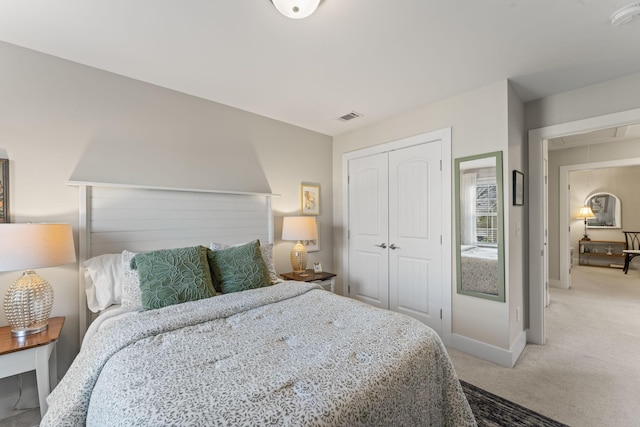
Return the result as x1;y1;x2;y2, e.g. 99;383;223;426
3;270;53;337
290;241;309;276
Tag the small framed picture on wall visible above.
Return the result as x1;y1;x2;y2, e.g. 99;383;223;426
513;170;524;206
301;183;320;215
0;158;9;223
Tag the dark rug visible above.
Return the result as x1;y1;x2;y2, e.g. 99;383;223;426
460;380;568;427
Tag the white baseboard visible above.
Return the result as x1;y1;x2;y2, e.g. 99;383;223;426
450;331;527;368
549;279;562;289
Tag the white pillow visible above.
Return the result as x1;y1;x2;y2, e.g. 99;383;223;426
209;241;278;283
83;254;123;313
121;250;143;309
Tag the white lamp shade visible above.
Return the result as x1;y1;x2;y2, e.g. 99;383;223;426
576;206;595;220
0;223;76;272
271;0;320;19
282;216;317;241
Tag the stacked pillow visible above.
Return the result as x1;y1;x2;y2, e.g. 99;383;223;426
210;241;278;284
131;245;217;310
206;240;271;294
83;253;124;312
86;240;275;312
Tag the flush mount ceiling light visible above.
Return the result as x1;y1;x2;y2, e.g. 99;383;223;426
271;0;320;19
610;2;640;26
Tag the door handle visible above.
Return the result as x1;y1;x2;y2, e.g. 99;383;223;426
390;244;400;250
374;243;387;249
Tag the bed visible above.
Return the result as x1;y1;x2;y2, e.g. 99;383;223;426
41;185;475;426
460;245;499;295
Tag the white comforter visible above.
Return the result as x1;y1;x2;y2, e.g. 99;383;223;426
42;282;475;426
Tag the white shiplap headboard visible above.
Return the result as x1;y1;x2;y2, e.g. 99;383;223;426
75;184;275;340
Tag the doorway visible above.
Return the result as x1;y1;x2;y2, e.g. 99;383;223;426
561;161;640;289
528;107;640;344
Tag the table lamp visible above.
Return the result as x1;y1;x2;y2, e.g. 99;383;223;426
282;216;317;276
0;223;76;337
576;206;595;241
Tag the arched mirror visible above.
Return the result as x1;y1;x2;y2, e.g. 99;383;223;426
585;192;621;229
454;151;505;302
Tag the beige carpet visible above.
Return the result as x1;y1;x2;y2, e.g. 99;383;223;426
448;265;640;427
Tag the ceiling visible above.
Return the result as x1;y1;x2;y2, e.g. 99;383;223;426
1;0;640;136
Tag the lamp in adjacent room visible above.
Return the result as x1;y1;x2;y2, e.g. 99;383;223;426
282;216;317;276
270;0;320;19
0;223;76;337
576;206;595;241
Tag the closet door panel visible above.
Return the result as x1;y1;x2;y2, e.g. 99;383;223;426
347;153;389;309
388;142;442;333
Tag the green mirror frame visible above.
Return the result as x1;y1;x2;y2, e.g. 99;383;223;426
454;151;505;302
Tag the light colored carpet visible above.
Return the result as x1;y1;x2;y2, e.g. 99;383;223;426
448;265;640;427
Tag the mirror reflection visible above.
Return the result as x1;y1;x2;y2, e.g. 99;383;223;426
455;151;505;302
585;192;621;229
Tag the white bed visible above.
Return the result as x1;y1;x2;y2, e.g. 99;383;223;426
41;184;475;426
460;245;499;295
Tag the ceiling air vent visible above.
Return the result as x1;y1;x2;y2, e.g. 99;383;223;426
339;111;363;122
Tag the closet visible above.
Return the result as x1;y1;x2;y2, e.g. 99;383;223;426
345;132;448;335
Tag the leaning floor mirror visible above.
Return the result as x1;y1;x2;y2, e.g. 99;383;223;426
454;151;505;302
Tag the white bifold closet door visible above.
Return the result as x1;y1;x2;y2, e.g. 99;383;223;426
348;142;443;334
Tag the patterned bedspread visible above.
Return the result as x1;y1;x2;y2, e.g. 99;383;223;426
42;282;475;426
461;246;499;294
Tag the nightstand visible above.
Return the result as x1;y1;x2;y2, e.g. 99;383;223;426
0;317;64;417
280;270;337;293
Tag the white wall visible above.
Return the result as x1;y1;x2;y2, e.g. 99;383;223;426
0;41;333;419
525;72;640;131
333;80;521;354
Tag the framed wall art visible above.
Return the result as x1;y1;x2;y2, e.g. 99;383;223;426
513;170;524;206
0;159;8;223
301;183;320;215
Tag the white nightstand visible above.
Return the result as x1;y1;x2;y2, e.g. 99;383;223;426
0;317;64;417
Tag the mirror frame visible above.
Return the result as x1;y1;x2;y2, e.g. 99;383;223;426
585;192;621;229
454;151;505;302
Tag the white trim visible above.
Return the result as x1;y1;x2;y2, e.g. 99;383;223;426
549;278;561;289
78;185;90;343
450;330;527;368
342;128;452;345
67;180;280;198
528;107;640;345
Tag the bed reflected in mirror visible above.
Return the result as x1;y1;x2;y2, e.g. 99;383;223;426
454;151;505;302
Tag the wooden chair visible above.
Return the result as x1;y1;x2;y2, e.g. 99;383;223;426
622;231;640;274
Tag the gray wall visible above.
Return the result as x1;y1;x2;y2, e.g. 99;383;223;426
0;41;333;418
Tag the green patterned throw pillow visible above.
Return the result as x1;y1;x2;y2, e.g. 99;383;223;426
206;240;271;294
131;246;216;310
